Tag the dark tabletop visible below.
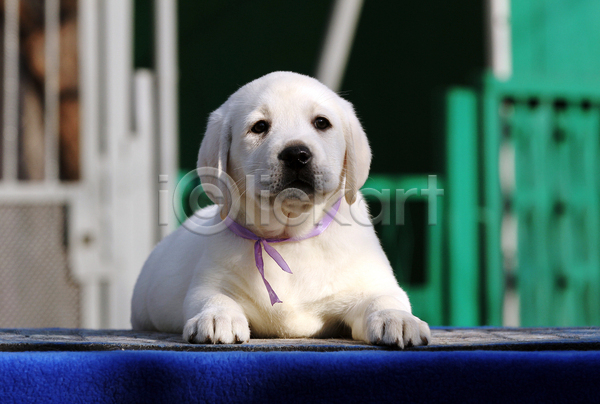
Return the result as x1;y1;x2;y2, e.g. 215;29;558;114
1;327;599;352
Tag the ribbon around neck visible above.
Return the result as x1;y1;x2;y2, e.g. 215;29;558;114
224;198;342;305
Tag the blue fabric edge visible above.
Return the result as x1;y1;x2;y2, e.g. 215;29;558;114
1;350;600;404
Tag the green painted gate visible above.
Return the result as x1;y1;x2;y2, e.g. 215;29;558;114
483;0;600;326
365;0;600;327
481;77;600;326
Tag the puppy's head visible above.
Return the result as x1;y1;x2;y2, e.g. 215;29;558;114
197;72;371;232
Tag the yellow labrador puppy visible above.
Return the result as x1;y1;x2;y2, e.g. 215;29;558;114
131;72;431;348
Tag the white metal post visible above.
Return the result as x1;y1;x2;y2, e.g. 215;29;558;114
44;0;61;181
2;0;20;182
488;0;512;80
104;0;136;329
72;0;104;329
155;0;179;239
315;0;364;92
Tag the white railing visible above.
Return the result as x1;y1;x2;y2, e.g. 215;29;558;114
0;0;178;329
44;0;61;182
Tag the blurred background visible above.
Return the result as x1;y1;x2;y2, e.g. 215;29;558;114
0;0;599;330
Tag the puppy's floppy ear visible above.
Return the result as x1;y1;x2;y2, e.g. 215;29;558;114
197;107;232;215
340;99;372;205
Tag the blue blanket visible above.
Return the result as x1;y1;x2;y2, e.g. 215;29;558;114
2;350;600;404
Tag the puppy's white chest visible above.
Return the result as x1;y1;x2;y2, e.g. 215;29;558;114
247;304;326;338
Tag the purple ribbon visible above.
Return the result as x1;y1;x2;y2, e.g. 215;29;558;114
224;198;342;305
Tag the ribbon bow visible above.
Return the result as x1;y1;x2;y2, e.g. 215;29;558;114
224;198;342;305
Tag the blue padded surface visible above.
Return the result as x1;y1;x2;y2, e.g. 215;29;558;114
2;328;600;403
2;350;600;404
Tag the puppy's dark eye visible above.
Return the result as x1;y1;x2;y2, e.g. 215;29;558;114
314;117;331;130
251;120;269;134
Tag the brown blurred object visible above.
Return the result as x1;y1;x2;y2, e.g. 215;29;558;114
59;93;79;181
24;16;78;93
0;0;80;180
19;0;44;35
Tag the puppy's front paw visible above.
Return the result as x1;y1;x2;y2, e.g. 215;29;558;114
183;309;250;344
366;309;430;349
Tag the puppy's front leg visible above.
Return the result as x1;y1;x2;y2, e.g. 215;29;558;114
347;295;431;348
183;293;250;344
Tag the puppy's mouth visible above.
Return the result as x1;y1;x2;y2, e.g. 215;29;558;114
283;178;314;196
276;178;315;217
260;170;321;200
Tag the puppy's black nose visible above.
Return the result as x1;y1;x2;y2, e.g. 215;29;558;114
278;145;312;171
